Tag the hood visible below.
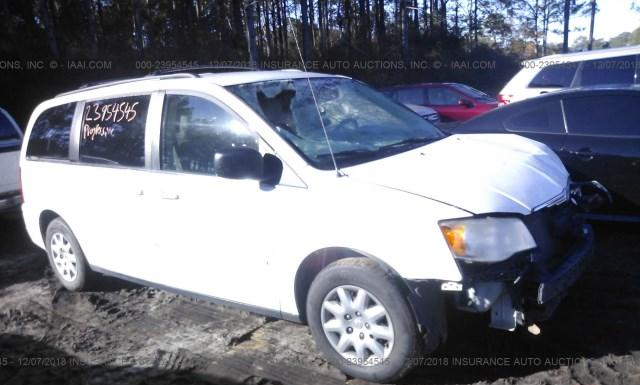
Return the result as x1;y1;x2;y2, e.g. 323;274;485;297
344;134;569;215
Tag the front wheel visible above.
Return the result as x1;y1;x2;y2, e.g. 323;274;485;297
306;258;423;383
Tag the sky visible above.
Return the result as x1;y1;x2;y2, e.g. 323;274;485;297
547;0;640;45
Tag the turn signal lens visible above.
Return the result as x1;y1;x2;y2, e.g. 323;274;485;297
441;225;466;256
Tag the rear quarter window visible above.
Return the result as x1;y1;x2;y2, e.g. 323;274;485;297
577;55;638;87
26;103;76;159
563;94;640;137
528;63;579;88
79;95;150;167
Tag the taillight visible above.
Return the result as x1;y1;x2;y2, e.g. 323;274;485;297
497;94;512;106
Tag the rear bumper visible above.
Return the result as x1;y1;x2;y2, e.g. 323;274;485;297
0;191;22;213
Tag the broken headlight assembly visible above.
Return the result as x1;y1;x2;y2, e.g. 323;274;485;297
439;217;536;263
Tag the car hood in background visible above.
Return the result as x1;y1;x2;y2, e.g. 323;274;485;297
344;134;569;215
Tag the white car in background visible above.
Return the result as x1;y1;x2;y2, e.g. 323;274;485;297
0;107;23;213
498;45;640;105
402;103;440;124
20;70;593;382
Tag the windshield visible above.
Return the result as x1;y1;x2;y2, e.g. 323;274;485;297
227;77;443;170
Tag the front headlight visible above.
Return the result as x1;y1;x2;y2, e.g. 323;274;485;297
439;217;536;263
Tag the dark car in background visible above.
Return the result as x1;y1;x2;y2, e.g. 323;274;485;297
0;107;23;213
381;82;498;122
451;87;640;220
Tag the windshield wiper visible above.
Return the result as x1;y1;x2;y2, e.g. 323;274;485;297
316;148;377;160
379;137;438;150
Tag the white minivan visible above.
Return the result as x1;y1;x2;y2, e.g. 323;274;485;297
20;70;593;382
499;45;640;105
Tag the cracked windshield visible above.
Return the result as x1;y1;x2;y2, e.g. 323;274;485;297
228;77;443;169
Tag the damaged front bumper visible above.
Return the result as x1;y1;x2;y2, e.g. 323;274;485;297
445;203;594;331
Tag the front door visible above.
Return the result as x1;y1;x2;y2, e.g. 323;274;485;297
561;93;640;216
145;92;279;310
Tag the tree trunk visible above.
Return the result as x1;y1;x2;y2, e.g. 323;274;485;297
81;0;98;55
300;0;310;61
473;0;478;47
132;0;144;55
588;0;596;50
246;0;258;67
377;0;386;43
440;0;446;36
562;0;570;53
309;0;316;48
318;0;325;52
38;0;59;57
400;0;409;63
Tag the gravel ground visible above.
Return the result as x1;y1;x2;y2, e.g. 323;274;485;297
0;213;638;385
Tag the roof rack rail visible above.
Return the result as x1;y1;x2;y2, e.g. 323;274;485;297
56;73;198;97
148;65;256;76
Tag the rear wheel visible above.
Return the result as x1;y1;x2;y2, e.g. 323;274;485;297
45;218;92;291
306;258;423;383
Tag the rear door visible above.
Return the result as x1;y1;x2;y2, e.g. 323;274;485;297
424;86;471;121
561;93;640;215
70;94;153;274
501;98;567;152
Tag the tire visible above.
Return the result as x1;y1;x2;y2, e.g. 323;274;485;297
45;218;92;291
306;257;423;383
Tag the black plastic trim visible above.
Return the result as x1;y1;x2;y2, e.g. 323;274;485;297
90;265;302;323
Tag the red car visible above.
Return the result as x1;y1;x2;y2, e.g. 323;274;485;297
381;83;498;122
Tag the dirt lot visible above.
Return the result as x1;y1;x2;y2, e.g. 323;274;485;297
0;213;639;385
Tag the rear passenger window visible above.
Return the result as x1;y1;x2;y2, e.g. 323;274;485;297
26;103;75;159
395;88;425;105
160;94;258;175
426;87;460;105
578;55;637;86
564;95;640;137
505;102;563;134
529;63;579;88
79;95;150;167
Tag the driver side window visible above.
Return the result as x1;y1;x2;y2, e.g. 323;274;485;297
160;94;258;175
426;87;460;105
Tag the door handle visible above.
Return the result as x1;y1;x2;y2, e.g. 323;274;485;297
570;148;594;161
160;192;180;200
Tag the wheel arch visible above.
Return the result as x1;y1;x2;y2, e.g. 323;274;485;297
39;210;61;242
293;247;411;324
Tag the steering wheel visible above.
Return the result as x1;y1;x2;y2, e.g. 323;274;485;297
330;118;359;132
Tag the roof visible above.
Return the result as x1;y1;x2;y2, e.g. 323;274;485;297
57;70;350;97
202;70;347;86
527;44;640;63
380;82;465;89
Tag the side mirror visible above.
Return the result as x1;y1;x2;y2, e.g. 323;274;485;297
214;148;284;186
214;147;263;180
261;153;283;187
458;99;474;108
